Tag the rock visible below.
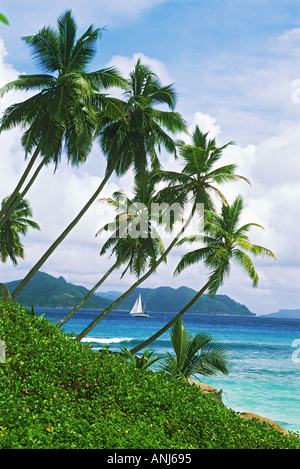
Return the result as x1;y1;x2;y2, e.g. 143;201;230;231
0;284;12;302
188;378;218;393
239;411;289;435
187;378;223;403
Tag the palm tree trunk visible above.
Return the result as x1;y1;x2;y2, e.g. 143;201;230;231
75;205;197;342
0;156;46;230
129;278;213;355
11;162;118;301
57;247;131;328
0;147;40;223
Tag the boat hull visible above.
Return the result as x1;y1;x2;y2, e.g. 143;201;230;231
130;313;149;318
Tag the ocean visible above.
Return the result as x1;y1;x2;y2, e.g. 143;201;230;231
37;307;300;435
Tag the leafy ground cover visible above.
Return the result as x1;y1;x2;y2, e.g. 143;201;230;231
0;300;299;449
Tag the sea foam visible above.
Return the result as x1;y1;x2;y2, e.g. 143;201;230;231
81;337;133;344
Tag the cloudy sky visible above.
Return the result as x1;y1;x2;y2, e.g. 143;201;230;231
1;0;300;315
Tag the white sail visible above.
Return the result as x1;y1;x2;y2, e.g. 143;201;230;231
130;294;149;317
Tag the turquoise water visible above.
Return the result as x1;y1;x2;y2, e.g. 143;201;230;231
39;308;300;434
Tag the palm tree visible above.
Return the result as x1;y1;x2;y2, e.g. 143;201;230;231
100;59;187;183
0;10;125;229
161;318;230;382
0;13;124;232
121;347;163;372
156;125;249;212
0;10;124;228
57;170;166;327
74;206;195;342
129;196;275;355
11;59;186;301
0;195;40;266
74;134;249;342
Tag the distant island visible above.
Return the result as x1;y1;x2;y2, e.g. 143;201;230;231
262;309;300;319
5;272;111;310
100;286;254;316
5;271;255;316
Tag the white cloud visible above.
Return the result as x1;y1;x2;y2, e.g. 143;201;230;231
3;0;171;38
191;112;221;140
0;38;18;86
1;20;300;318
107;52;176;87
278;28;300;55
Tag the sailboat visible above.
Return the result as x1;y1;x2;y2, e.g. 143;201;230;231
130;294;149;317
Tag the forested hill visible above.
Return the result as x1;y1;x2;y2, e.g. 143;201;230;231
5;272;111;310
5;271;254;315
110;286;254;316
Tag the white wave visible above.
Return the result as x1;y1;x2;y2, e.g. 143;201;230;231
81;337;133;344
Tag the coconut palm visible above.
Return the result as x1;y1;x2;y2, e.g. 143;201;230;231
74;134;249;342
100;59;187;183
0;195;40;266
74;205;195;342
129;196;275;355
0;10;124;228
161;318;230;382
98;171;167;278
156;125;249;212
11;59;186;301
57;170;166;327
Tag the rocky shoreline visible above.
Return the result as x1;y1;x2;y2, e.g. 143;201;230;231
188;378;290;435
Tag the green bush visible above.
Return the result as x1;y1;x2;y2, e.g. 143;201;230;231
0;300;299;449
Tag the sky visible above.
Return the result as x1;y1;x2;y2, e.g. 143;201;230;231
0;0;300;315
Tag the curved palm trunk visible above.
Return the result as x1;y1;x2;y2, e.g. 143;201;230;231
129;278;213;355
75;205;197;342
0;147;40;224
57;247;131;328
11;162;118;301
0;156;46;229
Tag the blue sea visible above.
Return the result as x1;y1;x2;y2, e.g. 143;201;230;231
38;307;300;435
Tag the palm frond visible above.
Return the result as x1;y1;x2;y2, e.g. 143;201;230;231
174;246;215;276
0;196;40;266
161;318;230;381
22;26;62;73
0;74;56;97
232;249;259;287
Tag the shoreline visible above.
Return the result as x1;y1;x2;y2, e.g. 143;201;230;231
188;378;291;436
39;307;300;435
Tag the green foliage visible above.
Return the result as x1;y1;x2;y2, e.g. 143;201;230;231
0;301;299;449
5;271;111;309
121;347;163;371
5;272;254;314
161;318;230;381
99;58;187;181
0;196;40;266
0;13;8;25
156;125;249;213
176;195;276;297
98;169;167;278
0;10;124;165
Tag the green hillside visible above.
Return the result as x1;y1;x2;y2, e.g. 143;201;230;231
5;272;254;315
116;286;254;316
5;272;111;309
1;301;297;449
